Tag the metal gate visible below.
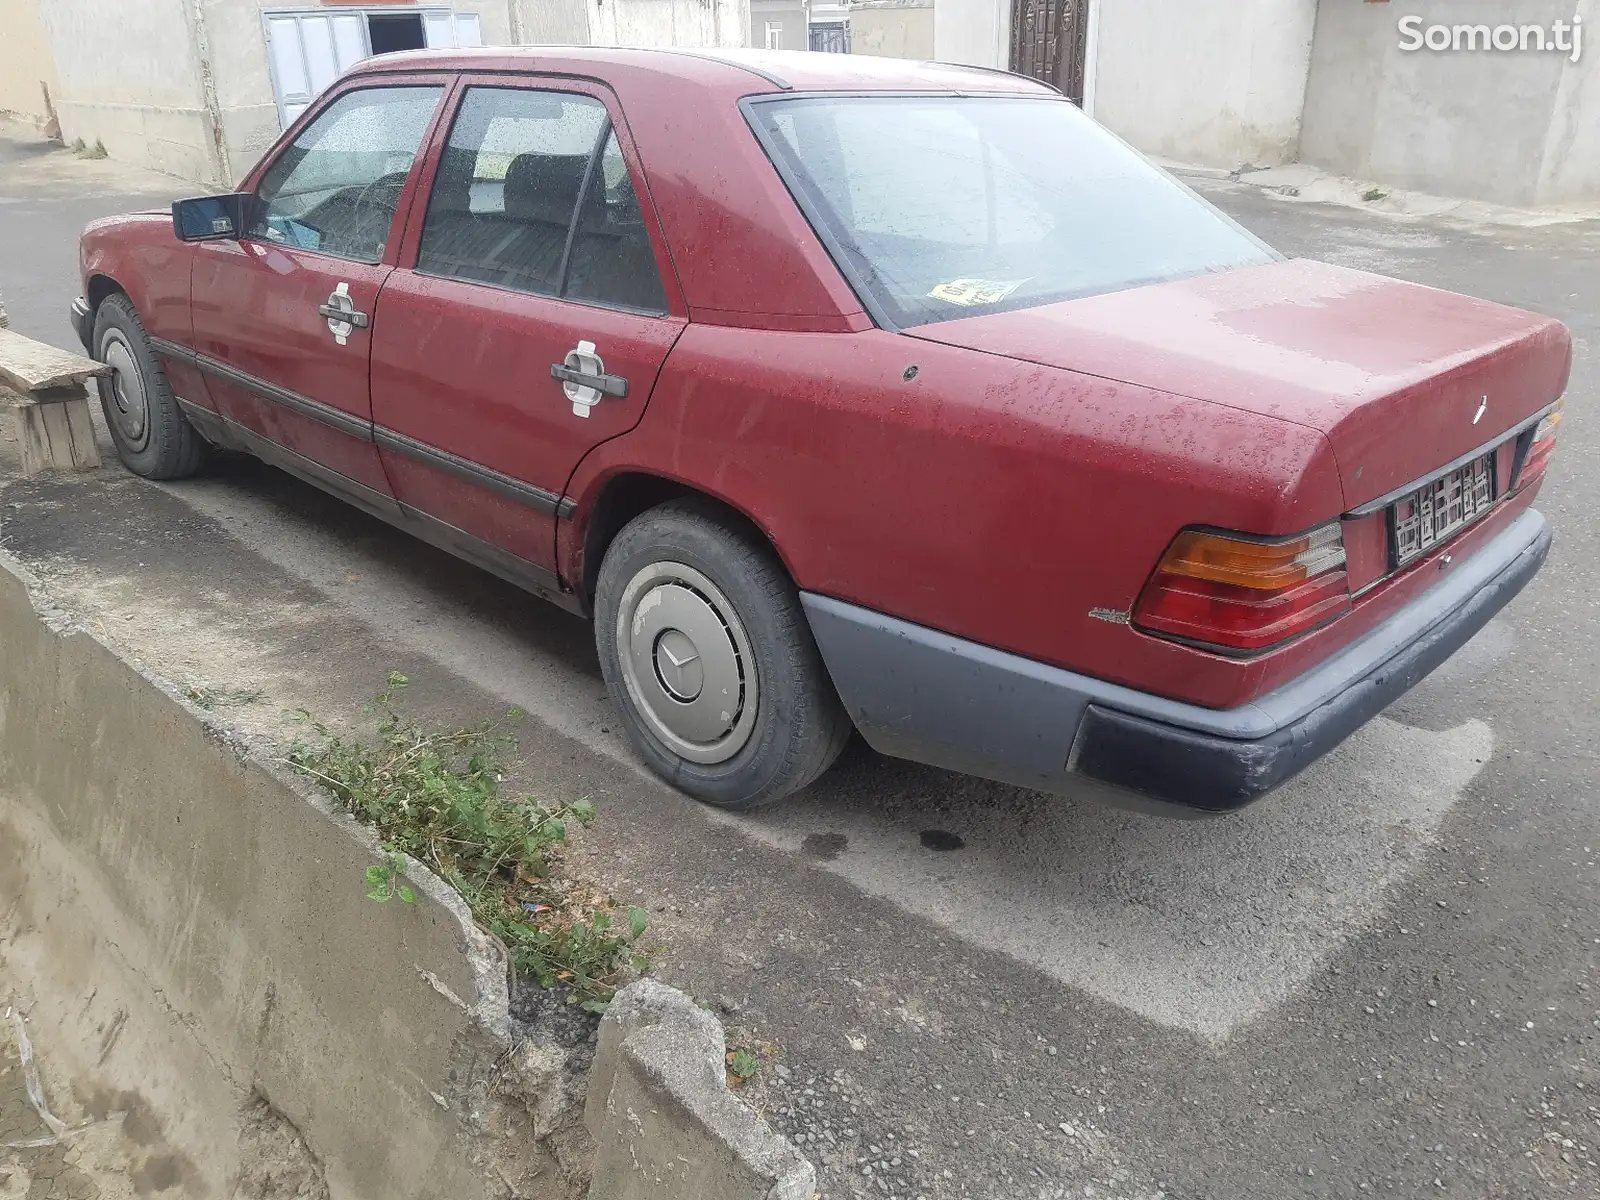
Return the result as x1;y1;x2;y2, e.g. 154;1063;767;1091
1009;0;1091;105
809;22;850;53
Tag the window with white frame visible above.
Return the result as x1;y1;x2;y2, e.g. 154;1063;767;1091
765;22;783;49
264;7;484;129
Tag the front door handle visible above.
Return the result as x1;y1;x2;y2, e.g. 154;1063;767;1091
552;340;628;417
318;282;368;346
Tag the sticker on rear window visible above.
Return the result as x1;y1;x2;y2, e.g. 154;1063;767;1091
926;278;1027;307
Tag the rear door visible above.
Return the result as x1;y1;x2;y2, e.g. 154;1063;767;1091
189;80;448;502
370;78;687;573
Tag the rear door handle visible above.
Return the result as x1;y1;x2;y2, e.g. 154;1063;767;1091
549;363;628;398
552;340;628;417
318;302;369;327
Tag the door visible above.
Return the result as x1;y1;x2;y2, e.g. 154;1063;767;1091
189;82;447;500
369;82;686;572
1009;0;1091;105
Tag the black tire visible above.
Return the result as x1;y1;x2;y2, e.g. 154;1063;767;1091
594;499;852;810
92;293;208;479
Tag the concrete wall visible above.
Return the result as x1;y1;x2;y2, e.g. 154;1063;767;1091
513;0;591;44
1300;0;1600;207
0;550;562;1198
1091;0;1318;168
34;0;216;181
0;0;61;132
748;0;808;51
585;0;746;48
933;0;1010;68
32;1;516;186
851;0;934;60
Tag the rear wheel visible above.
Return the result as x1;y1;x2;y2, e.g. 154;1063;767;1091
594;500;852;810
93;293;208;479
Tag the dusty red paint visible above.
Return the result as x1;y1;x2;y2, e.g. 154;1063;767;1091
77;49;1569;713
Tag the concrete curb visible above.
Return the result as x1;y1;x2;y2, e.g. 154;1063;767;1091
586;981;817;1200
0;545;812;1200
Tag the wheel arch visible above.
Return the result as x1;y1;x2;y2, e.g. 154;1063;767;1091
573;470;800;609
86;273;129;325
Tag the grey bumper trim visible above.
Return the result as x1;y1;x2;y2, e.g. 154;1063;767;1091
70;296;93;352
801;508;1550;812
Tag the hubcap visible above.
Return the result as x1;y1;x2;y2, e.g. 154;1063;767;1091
615;562;758;765
100;330;149;447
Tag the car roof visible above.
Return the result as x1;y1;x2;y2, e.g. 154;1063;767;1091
347;45;1059;99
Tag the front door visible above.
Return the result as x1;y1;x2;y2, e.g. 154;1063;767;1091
369;81;686;572
189;82;447;501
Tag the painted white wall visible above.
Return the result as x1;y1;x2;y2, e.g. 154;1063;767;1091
1091;0;1318;168
1300;0;1599;207
584;0;746;48
933;0;1010;67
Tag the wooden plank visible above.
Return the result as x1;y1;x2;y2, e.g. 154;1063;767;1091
0;327;108;393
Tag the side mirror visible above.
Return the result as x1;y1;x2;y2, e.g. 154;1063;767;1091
171;193;253;242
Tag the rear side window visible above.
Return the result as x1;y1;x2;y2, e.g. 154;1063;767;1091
250;85;444;264
749;95;1278;328
417;88;668;313
564;132;669;314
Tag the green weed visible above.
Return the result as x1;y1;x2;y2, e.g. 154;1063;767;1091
1361;187;1388;202
288;673;649;1011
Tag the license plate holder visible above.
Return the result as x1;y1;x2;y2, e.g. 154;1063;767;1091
1390;454;1497;568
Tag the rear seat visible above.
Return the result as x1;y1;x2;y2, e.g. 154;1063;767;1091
418;151;588;294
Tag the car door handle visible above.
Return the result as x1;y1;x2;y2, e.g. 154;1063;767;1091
317;302;369;328
549;362;627;398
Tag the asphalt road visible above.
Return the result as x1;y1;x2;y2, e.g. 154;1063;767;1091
2;125;1597;1199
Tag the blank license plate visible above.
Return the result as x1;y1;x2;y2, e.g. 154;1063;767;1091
1392;454;1496;567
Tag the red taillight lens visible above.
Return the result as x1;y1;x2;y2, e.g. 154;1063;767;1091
1132;523;1352;654
1520;399;1562;486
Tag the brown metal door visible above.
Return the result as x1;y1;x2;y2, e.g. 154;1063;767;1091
1009;0;1091;105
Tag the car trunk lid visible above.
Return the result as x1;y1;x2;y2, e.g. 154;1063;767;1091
904;258;1571;510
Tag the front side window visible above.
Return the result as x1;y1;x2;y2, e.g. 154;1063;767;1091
417;87;668;312
750;95;1279;328
250;85;443;264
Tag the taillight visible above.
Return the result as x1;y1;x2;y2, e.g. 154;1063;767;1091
1520;399;1562;486
1132;523;1351;654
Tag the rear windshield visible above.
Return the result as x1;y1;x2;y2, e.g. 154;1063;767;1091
748;94;1278;328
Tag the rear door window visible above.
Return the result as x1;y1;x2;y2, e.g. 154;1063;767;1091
417;87;668;312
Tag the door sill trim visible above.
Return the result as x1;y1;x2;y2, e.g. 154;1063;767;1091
176;398;586;616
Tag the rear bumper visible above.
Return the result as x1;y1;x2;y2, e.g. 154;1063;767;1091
802;508;1551;815
69;296;93;352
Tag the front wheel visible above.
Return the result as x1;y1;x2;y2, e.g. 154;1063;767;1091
594;500;852;810
93;293;209;479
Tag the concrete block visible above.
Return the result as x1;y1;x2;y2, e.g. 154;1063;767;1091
587;980;816;1200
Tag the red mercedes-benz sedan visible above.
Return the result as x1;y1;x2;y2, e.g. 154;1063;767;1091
71;49;1564;814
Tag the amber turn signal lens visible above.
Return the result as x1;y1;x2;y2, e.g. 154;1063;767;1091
1155;524;1347;590
1133;523;1352;654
